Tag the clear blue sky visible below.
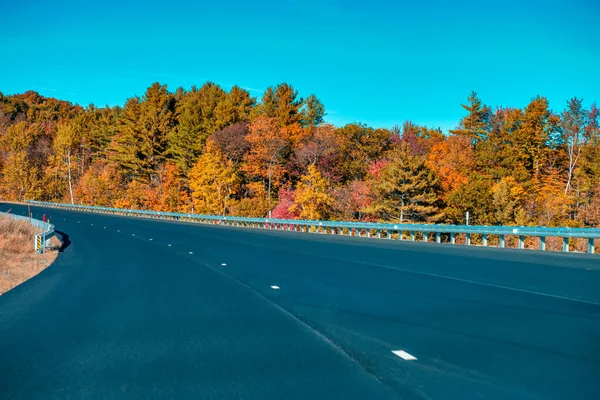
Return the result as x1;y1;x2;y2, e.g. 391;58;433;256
1;0;598;131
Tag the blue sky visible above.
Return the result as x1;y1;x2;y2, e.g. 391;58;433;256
1;0;598;131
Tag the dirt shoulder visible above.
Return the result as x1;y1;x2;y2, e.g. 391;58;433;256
0;218;60;295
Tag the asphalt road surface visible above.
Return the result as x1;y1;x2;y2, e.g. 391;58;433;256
1;202;599;400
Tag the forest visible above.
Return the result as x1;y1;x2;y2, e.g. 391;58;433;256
0;82;599;228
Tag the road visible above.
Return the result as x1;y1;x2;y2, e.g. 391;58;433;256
1;202;599;399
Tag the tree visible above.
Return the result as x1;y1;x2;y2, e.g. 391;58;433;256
366;144;441;223
426;135;474;197
0;151;42;200
210;122;250;165
53;122;81;204
561;97;587;194
290;124;340;180
167;87;205;172
512;96;561;178
445;176;495;225
242;116;290;205
291;165;333;220
335;123;393;182
301;94;325;127
75;160;124;207
271;188;298;219
214;85;255;127
156;163;191;212
256;83;303;126
450;91;491;141
110;83;175;181
332;180;371;221
491;177;525;225
189;139;240;215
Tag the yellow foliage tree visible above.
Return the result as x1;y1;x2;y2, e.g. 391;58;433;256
291;165;333;220
189;139;240;215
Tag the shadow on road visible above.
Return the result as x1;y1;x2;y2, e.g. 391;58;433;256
55;230;71;252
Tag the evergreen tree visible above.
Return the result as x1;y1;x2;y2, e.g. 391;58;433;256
366;144;441;222
301;94;325;127
450;91;491;142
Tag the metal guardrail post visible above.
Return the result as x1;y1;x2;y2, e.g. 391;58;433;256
450;232;456;244
562;237;569;252
499;235;505;248
518;236;524;249
436;232;441;243
410;231;415;241
482;234;487;246
466;233;471;246
589;238;595;254
540;236;546;251
423;232;428;242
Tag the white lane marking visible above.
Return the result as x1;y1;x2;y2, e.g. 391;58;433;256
168;244;172;247
392;350;417;361
270;285;280;290
149;238;153;241
221;263;227;266
132;234;135;236
103;227;106;229
117;230;120;232
91;224;93;226
189;251;193;254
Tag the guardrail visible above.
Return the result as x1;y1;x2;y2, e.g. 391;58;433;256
0;210;55;253
25;200;600;255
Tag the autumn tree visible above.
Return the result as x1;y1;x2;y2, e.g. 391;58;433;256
445;177;495;225
75;160;124;206
290;124;340;181
53;121;82;204
335;123;393;182
332;180;371;221
210;122;250;165
291;165;333;220
189;139;240;215
156;163;191;212
491;177;525;225
427;135;474;196
242;116;290;205
561;97;587;193
512;96;561;178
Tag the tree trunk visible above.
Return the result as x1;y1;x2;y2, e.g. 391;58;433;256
67;150;74;205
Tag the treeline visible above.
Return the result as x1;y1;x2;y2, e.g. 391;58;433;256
0;83;599;227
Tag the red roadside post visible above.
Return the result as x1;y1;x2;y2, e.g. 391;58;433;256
42;214;46;222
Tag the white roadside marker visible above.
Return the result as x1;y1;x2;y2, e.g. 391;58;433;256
270;285;280;290
392;350;417;361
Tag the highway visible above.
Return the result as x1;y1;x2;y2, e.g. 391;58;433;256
1;202;599;399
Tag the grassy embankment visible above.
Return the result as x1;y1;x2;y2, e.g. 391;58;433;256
0;218;60;295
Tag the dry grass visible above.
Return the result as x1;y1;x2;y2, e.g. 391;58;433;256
0;218;60;296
